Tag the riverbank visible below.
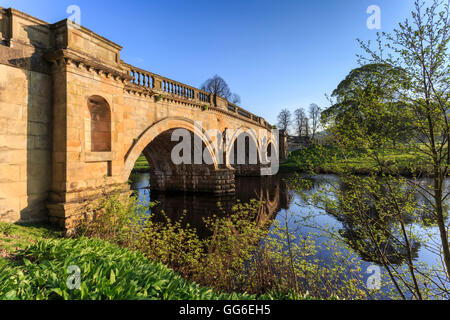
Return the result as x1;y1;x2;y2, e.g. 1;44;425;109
132;155;150;173
0;222;318;300
0;222;252;299
279;145;435;177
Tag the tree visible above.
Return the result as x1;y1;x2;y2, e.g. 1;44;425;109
277;109;292;133
304;117;310;138
294;108;307;136
316;0;450;299
201;75;241;104
309;103;321;139
322;63;414;146
229;93;241;105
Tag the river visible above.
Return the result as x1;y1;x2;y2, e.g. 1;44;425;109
129;172;449;298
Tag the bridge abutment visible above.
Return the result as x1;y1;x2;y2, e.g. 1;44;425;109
46;183;131;233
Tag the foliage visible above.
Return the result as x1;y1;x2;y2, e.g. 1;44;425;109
322;63;415;147
0;222;62;268
291;173;450;299
286;144;339;173
303;0;450;300
0;223;13;236
79;195;362;299
132;155;150;172
0;237;258;300
281;144;431;176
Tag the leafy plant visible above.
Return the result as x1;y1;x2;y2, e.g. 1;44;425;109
0;237;259;300
0;223;13;236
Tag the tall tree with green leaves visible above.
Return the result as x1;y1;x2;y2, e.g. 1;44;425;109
311;0;450;299
322;63;414;146
357;0;450;281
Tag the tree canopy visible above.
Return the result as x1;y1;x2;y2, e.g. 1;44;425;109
201;75;241;104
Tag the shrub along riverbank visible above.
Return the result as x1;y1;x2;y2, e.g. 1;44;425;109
0;216;341;300
0;235;261;300
0;222;291;300
0;193;359;300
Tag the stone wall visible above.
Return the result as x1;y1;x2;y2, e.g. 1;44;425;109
0;63;52;223
0;7;277;231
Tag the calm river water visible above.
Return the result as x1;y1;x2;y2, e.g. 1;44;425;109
129;172;449;298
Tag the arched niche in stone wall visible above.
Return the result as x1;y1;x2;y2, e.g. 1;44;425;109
85;95;111;152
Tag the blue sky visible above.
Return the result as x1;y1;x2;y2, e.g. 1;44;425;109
1;0;418;125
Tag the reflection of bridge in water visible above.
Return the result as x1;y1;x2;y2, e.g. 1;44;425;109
131;173;292;238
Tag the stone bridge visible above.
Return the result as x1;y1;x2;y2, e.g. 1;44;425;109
0;8;287;230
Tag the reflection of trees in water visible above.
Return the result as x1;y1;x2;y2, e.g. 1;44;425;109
299;175;422;266
148;175;292;239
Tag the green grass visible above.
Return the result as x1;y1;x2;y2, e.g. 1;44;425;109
0;222;62;268
132;155;150;172
280;145;431;176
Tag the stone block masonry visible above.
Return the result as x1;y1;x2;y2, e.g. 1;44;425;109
0;7;284;233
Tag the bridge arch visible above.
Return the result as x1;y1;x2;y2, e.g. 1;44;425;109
225;127;263;176
123;117;234;194
124;117;220;179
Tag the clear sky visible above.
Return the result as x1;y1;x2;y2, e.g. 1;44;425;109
1;0;419;125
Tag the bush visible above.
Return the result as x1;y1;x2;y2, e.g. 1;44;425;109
79;196;358;299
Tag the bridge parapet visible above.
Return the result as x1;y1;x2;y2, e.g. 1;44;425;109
123;62;273;130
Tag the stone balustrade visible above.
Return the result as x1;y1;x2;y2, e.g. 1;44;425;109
124;62;273;129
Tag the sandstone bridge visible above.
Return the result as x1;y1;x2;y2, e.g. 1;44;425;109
0;8;288;230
